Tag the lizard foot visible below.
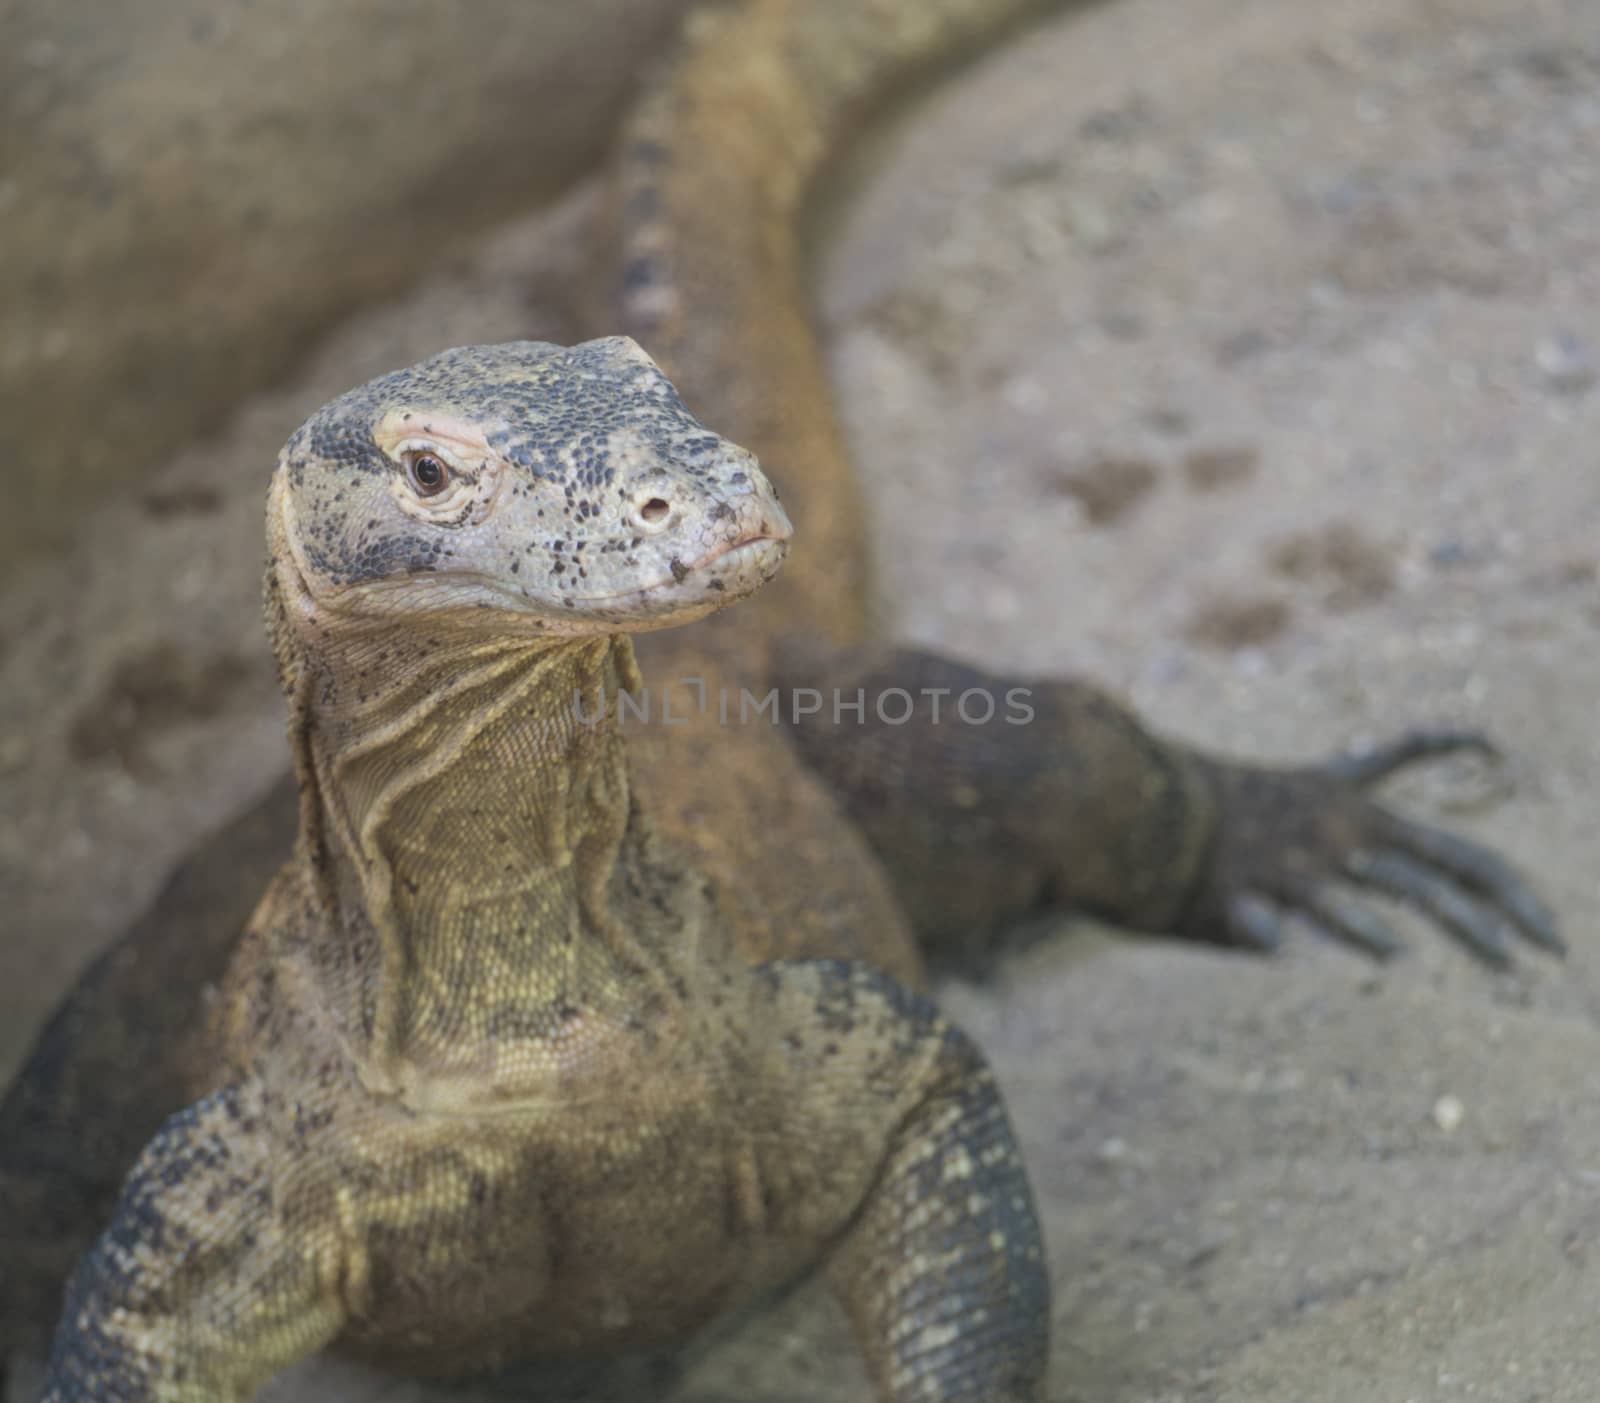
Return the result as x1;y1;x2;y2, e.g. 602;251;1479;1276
1186;729;1562;968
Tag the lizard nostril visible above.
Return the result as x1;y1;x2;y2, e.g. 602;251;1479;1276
639;497;670;525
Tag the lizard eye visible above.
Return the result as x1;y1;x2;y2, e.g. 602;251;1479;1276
405;452;450;497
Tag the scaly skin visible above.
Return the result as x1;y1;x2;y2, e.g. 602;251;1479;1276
613;0;1078;639
1;1;1564;1399
38;338;1052;1401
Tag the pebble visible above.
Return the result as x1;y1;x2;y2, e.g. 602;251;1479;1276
1098;1137;1129;1163
1535;330;1596;394
1431;1094;1466;1133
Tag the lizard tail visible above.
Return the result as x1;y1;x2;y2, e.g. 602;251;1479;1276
611;0;1073;644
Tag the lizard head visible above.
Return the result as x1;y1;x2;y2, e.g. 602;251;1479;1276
269;337;791;636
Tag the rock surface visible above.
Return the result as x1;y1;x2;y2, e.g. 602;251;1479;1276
0;0;688;578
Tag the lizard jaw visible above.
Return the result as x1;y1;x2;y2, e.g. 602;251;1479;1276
674;529;789;594
601;479;793;622
608;520;790;627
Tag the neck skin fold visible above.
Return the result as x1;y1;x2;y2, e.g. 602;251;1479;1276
270;529;660;1096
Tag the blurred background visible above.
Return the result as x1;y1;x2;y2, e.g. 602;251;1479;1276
0;0;694;574
4;0;1600;1399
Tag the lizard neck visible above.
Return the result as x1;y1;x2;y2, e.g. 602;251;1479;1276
282;586;667;1091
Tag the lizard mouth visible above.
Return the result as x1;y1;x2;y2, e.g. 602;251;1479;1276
637;531;789;605
641;493;794;604
688;531;789;575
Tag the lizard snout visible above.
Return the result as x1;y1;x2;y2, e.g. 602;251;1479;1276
701;450;793;556
623;447;792;552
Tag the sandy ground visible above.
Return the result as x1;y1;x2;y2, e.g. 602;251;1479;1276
5;0;1600;1398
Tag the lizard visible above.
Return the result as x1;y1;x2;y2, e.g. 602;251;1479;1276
0;0;1563;1399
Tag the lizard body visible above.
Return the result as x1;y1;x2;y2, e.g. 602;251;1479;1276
1;2;1562;1399
40;338;1052;1401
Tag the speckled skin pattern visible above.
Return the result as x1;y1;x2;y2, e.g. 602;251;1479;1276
36;338;1050;1402
2;1;1564;1399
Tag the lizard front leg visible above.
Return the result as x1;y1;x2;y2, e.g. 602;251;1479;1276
753;959;1049;1403
1;779;299;1367
772;638;1561;967
39;1080;344;1402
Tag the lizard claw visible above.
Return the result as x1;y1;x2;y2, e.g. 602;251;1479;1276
1189;729;1561;968
1320;727;1500;786
1352;817;1565;958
